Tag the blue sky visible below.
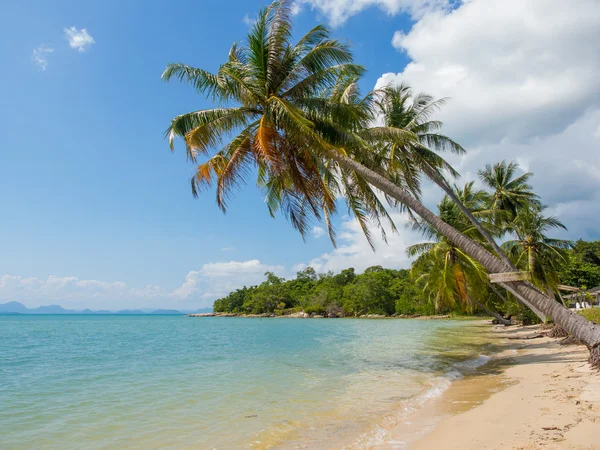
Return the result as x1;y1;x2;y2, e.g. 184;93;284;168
1;0;599;310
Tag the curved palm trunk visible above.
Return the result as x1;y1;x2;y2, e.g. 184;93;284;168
488;281;546;322
332;152;600;366
467;294;511;326
528;247;535;275
499;282;546;322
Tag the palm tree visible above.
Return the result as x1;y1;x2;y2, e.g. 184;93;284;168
366;84;524;279
479;161;541;221
409;187;511;324
163;0;600;365
503;206;572;300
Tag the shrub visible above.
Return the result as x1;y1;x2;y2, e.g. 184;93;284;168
579;308;600;324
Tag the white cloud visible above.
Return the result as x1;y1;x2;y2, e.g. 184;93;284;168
171;260;285;301
311;226;326;238
242;14;256;27
302;212;422;274
221;246;236;251
291;2;303;15
299;0;450;26
32;45;54;71
377;0;600;241
64;26;95;52
0;259;286;310
382;0;600;145
0;274;163;310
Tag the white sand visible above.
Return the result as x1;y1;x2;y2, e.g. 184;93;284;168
377;325;600;450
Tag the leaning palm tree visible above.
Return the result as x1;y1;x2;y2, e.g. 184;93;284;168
163;0;600;365
503;206;572;299
366;84;523;278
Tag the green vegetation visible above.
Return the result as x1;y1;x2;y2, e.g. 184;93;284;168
559;240;600;289
164;0;600;364
580;308;600;324
213;267;434;317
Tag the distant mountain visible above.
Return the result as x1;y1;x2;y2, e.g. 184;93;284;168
31;305;70;314
150;309;186;315
0;301;29;314
0;302;196;315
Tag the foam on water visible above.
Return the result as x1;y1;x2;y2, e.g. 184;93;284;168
347;352;493;449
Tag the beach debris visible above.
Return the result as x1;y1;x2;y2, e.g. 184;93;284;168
509;333;545;340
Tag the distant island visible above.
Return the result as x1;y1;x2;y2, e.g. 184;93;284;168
0;301;212;316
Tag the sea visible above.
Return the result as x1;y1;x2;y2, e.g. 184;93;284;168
0;315;495;449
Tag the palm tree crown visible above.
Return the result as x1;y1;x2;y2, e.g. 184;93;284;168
163;0;397;246
502;206;572;293
478;160;541;220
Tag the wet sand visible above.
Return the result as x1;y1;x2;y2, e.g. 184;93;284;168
376;325;600;450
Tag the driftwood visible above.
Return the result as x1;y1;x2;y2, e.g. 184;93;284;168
508;333;545;340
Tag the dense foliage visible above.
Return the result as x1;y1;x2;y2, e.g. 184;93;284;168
559;240;600;289
580;308;600;325
213;266;435;316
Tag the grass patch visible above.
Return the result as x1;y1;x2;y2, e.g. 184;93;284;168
579;308;600;324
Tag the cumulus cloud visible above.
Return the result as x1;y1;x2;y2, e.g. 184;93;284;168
299;212;422;274
311;226;326;238
242;14;256;27
291;2;303;15
378;0;600;240
384;0;600;145
0;260;286;310
299;0;450;26
0;274;163;310
31;45;54;71
176;260;285;301
64;26;95;52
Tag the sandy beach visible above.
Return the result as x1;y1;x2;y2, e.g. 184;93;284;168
376;324;600;450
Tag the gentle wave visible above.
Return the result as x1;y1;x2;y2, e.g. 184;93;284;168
346;352;492;449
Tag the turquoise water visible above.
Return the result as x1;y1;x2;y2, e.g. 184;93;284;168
0;316;493;449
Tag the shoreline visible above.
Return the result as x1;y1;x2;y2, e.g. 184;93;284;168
187;312;452;319
374;324;600;450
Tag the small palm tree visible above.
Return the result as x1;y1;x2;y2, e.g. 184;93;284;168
479;161;541;221
503;206;572;297
408;185;510;323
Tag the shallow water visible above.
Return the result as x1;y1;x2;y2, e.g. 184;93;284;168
0;316;494;449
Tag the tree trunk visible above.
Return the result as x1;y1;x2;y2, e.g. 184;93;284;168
422;165;514;268
528;247;535;275
331;152;600;366
499;282;546;322
468;294;511;326
488;281;546;323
